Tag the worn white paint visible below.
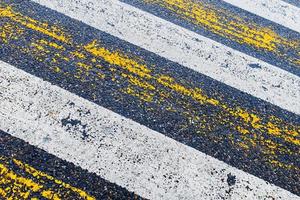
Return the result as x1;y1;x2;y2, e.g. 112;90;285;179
224;0;300;33
33;0;300;115
1;61;299;199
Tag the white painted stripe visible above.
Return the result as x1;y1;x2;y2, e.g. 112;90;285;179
282;0;300;8
1;61;299;200
33;0;300;115
224;0;300;33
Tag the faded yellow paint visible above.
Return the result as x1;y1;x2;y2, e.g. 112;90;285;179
53;66;61;73
0;6;71;43
0;188;7;198
123;86;154;102
294;59;300;65
32;42;47;51
84;40;152;78
0;22;24;43
144;0;299;65
269;160;300;171
237;142;250;150
77;62;92;71
0;162;59;199
13;159;95;200
82;40;300;156
121;73;156;93
1;3;299;171
38;39;65;50
72;51;86;59
0;156;95;200
236;126;249;135
97;72;106;79
157;75;220;106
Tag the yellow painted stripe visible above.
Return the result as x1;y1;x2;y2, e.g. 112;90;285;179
143;0;300;67
0;156;95;200
0;6;71;43
0;4;299;172
84;40;300;147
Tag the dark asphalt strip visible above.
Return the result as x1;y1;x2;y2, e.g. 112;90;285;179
121;0;300;76
0;130;145;200
0;0;299;195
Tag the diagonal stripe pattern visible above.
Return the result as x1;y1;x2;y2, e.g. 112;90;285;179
0;61;298;199
33;0;300;115
0;0;299;199
0;157;96;200
0;0;299;195
0;130;144;199
122;0;300;76
223;0;300;33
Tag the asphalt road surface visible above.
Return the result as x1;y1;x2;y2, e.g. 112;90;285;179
0;0;299;199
